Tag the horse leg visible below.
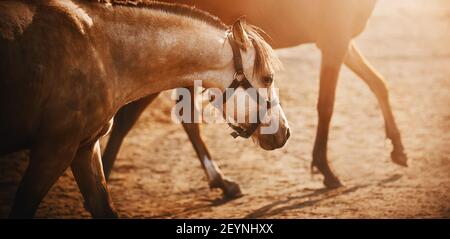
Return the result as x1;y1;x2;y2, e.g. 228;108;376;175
102;94;159;180
182;122;242;198
344;42;407;166
181;87;242;198
312;41;350;189
9;138;79;218
71;140;118;218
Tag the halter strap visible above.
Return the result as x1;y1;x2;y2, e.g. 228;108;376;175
228;34;244;75
223;35;280;139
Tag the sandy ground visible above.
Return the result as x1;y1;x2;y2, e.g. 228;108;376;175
1;0;449;218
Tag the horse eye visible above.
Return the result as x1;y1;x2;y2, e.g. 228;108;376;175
263;76;273;85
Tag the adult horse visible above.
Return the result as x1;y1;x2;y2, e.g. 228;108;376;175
103;0;408;192
0;0;289;218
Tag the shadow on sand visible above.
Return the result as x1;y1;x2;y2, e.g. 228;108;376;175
244;173;403;218
147;191;242;218
147;173;403;218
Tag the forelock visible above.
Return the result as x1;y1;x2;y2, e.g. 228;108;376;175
245;25;282;77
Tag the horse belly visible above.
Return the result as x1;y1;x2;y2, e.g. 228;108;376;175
351;0;377;38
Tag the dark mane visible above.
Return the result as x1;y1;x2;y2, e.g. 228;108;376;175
90;0;227;30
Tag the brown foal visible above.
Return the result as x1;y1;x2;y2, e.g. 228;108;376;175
0;0;289;217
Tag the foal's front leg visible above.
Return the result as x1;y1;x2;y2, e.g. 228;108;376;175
72;140;118;218
182;122;242;198
181;87;242;198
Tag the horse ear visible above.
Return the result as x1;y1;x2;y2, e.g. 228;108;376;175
232;17;250;50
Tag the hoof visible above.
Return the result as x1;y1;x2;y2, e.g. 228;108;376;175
221;179;243;199
323;176;343;189
209;177;242;199
391;150;408;167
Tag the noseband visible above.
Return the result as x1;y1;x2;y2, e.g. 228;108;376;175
222;35;280;139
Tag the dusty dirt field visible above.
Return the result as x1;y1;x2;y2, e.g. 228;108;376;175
1;0;449;218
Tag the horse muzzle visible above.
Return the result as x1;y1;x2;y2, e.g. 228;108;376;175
258;126;291;151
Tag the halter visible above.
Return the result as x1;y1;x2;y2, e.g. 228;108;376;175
222;34;280;139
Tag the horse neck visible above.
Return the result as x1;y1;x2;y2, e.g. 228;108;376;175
85;4;234;108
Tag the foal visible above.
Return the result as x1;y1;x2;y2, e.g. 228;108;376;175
103;0;408;191
0;0;289;217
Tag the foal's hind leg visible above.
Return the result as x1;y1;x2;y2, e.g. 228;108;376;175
181;87;242;198
344;42;407;166
72;140;117;218
102;94;160;180
9;138;79;218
